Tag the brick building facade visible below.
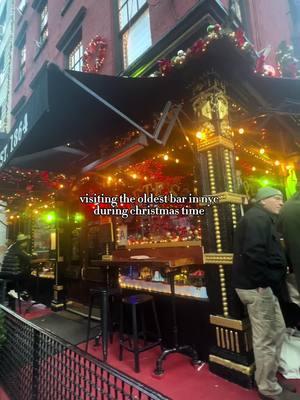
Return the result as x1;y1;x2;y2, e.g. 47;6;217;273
11;0;296;127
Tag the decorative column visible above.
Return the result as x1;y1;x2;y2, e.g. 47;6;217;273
50;199;66;312
192;77;254;387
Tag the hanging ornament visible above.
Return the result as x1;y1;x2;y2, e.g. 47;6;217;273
83;35;107;74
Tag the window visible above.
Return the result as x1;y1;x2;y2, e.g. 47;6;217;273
68;41;83;71
0;53;4;85
0;4;7;35
39;3;48;45
231;0;243;22
118;0;151;69
17;0;27;15
19;40;26;81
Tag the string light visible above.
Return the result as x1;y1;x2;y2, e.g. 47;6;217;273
163;155;169;161
259;148;265;155
196;131;206;140
238;128;244;134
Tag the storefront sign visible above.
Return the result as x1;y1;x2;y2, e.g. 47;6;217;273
0;113;29;168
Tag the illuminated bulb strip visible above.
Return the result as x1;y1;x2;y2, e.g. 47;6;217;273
219;265;229;317
207;151;223;253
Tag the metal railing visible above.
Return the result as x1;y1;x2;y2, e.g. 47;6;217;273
0;305;170;400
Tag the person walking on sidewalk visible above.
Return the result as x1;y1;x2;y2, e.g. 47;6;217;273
232;187;299;400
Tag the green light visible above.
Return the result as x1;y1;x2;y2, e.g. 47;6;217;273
43;211;57;224
257;178;274;187
74;212;84;223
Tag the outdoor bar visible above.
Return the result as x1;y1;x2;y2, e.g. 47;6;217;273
1;26;300;397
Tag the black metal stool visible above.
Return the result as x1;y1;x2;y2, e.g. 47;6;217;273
119;294;162;373
85;287;121;361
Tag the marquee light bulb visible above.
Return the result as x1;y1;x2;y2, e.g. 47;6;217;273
196;131;206;140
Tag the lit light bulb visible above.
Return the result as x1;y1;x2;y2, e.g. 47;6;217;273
132;174;137;179
175;159;179;163
163;154;169;161
252;166;256;172
238;128;244;134
259;148;265;155
196;131;206;140
235;156;239;161
275;160;280;166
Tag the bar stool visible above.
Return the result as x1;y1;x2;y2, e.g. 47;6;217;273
119;293;162;373
85;287;121;361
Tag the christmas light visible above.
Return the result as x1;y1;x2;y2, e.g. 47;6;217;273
196;131;206;140
175;159;179;163
275;160;280;166
238;128;244;134
163;154;169;161
252;167;256;171
259;148;265;155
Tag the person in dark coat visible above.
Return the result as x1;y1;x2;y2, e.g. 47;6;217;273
232;187;298;400
0;234;32;300
278;191;300;300
1;234;31;276
277;190;300;329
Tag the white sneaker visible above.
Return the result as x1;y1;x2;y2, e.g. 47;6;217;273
8;289;19;299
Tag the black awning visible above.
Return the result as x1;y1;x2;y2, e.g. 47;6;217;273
0;63;183;170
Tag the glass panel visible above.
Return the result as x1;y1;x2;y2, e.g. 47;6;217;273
138;0;146;7
128;0;138;19
68;42;83;72
122;9;151;68
119;3;128;30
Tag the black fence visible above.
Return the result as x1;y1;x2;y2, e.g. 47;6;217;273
0;306;169;400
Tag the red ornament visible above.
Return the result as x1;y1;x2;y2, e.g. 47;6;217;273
214;24;222;33
235;28;246;47
190;39;205;55
158;59;172;75
83;35;107;74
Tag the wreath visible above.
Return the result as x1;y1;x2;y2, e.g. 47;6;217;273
83;35;107;74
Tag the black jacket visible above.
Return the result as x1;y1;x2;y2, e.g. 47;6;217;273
1;243;31;276
232;204;287;296
278;193;300;291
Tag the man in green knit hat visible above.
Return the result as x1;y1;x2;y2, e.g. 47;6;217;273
232;187;298;400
